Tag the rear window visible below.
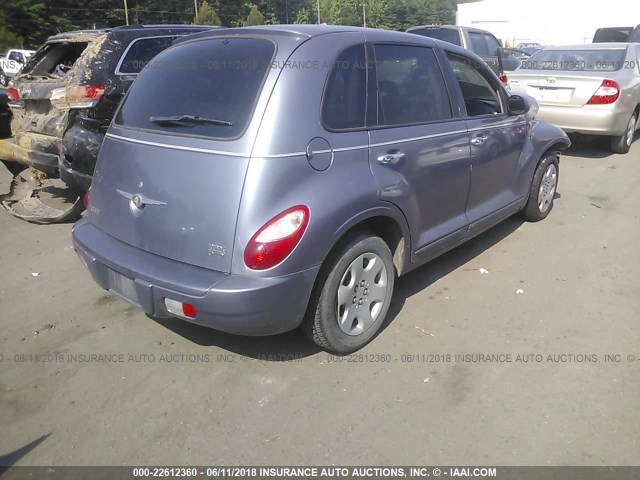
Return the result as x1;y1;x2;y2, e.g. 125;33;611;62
115;38;275;139
408;28;461;46
116;36;178;74
520;49;627;71
22;42;89;78
593;28;631;43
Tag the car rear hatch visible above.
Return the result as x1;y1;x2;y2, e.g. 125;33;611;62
510;48;628;106
88;35;279;274
11;33;103;138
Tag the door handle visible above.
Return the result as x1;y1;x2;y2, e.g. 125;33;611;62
377;151;405;165
471;135;488;146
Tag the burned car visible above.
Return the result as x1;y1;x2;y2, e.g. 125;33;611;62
0;25;215;222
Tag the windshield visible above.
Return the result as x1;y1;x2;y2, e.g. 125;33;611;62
115;37;275;140
408;27;462;46
520;49;627;71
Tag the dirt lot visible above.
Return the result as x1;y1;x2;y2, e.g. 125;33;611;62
1;138;639;467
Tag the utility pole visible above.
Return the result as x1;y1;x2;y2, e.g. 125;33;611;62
123;0;129;25
362;2;366;28
317;0;320;24
194;0;199;18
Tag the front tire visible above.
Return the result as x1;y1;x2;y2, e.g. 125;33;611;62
610;113;637;154
302;234;395;354
522;153;559;222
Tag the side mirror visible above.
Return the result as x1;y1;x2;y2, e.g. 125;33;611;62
508;94;529;116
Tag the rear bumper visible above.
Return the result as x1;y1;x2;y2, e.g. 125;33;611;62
59;117;103;191
536;104;632;136
72;219;320;336
59;155;92;191
0;133;60;175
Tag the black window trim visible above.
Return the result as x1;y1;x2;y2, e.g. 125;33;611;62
369;41;456;130
114;34;181;76
444;50;508;120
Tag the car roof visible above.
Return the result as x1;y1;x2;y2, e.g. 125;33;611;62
175;23;475;47
46;25;216;42
543;43;636;50
407;24;491;34
171;24;483;60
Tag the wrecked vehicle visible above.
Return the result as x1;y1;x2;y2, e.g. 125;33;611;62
0;25;215;223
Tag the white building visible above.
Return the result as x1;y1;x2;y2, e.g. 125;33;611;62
456;0;640;46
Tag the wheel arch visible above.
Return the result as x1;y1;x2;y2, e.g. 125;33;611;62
325;206;412;278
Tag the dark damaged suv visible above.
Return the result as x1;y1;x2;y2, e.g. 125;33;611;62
1;25;214;193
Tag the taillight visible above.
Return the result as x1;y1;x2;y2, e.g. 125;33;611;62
244;205;310;270
587;79;620;105
499;74;509;87
50;85;106;109
83;188;91;208
6;86;21;102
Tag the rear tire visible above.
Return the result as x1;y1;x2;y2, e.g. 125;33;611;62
522;153;559;222
610;113;636;154
302;234;395;354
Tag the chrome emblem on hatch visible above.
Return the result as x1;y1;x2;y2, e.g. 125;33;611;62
132;194;143;208
546;77;556;84
117;189;167;217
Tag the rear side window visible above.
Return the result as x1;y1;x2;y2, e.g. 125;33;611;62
22;42;89;78
115;38;275;140
469;32;489;56
117;36;178;74
374;44;452;126
322;44;367;130
408;28;461;46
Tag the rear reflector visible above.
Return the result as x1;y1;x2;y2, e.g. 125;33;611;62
50;85;106;109
164;298;197;319
587;79;620;105
244;205;310;270
83;189;91;208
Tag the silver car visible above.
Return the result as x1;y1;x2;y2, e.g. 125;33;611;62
508;43;640;153
72;26;569;353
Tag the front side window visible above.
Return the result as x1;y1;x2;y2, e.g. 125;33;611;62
446;53;503;117
374;44;452;127
484;34;501;56
8;51;23;63
117;36;178;74
322;44;367;130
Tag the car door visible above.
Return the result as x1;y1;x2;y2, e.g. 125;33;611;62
368;43;472;263
444;51;527;231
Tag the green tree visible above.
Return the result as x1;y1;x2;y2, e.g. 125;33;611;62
244;4;265;26
195;1;222;25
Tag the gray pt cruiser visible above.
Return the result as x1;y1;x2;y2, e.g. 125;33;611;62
72;25;570;353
